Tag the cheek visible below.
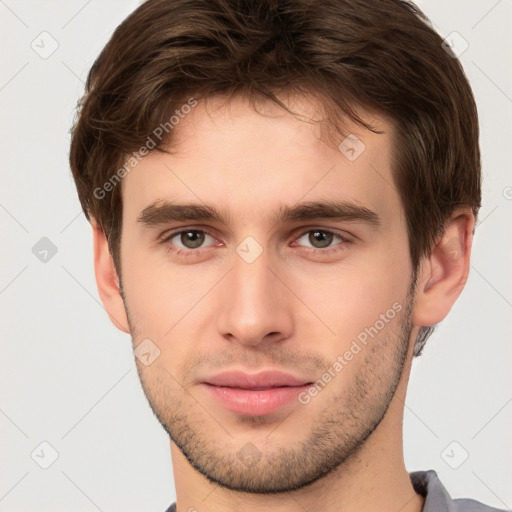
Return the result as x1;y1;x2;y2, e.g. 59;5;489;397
120;246;230;380
289;245;411;348
119;237;189;334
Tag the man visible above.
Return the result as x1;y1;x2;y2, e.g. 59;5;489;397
69;0;505;511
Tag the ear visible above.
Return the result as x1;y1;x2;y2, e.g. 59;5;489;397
413;209;476;328
91;218;130;333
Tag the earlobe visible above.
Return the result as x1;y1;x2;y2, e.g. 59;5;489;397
413;210;475;328
91;218;130;333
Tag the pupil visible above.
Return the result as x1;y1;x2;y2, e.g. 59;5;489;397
182;231;204;248
309;230;332;248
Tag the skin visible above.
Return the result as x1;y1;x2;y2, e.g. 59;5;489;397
92;92;475;512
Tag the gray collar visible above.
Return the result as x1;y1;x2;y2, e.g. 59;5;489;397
410;469;453;512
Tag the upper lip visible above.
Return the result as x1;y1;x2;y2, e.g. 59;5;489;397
201;370;312;389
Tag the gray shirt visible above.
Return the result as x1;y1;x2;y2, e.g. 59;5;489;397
164;469;507;512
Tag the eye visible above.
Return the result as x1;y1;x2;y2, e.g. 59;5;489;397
294;229;349;252
160;227;351;259
162;229;217;253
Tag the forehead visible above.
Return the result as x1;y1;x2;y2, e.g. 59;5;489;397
121;93;402;229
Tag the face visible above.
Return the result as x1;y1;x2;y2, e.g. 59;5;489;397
118;93;416;493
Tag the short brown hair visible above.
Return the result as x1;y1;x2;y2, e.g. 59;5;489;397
69;0;481;352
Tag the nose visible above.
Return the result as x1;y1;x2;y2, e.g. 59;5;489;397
216;247;294;347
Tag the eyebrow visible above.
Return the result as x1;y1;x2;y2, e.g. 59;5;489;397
137;200;381;229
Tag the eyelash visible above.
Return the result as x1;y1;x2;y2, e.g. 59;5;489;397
160;227;351;258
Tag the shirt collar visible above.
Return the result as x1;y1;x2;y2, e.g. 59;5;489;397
410;469;456;512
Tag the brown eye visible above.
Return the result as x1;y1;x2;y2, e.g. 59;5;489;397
163;229;216;253
308;230;334;248
296;229;345;250
179;231;206;249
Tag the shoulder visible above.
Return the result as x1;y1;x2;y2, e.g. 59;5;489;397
409;470;507;512
452;498;509;512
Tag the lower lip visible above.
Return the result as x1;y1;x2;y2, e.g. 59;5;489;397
201;383;311;415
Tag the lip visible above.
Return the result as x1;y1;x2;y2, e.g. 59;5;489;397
199;370;313;416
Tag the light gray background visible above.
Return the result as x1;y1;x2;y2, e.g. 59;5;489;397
1;1;511;511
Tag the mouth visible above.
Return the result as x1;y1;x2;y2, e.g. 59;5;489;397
216;385;294;391
199;370;313;416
